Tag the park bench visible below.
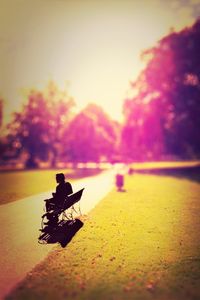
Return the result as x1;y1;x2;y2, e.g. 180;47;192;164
38;188;84;245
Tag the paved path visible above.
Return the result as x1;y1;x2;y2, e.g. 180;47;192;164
0;169;115;300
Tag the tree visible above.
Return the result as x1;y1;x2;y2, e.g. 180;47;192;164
122;100;164;161
122;19;200;160
7;82;75;168
62;104;119;163
44;81;75;166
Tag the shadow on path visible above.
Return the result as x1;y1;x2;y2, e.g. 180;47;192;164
39;219;84;248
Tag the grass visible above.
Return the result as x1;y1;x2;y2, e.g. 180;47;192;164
129;160;200;169
0;168;101;205
6;173;200;300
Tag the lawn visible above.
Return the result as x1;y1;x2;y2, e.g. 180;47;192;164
6;173;200;300
0;168;101;205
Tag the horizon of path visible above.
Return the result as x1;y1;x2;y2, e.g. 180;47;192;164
0;169;115;300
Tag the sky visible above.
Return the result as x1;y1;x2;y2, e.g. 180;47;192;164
0;0;200;124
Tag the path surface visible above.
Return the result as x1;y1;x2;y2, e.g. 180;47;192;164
0;169;115;300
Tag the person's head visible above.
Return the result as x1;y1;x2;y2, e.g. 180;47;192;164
56;173;65;183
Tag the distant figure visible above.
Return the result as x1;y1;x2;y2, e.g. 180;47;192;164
128;167;134;175
115;173;124;191
45;173;73;211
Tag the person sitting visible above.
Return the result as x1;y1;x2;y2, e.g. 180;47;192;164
45;173;73;212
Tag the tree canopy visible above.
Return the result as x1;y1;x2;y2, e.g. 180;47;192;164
2;20;200;167
5;87;119;167
62;103;119;163
7;82;74;168
122;19;200;160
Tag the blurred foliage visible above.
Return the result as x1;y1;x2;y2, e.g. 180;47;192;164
62;103;120;163
2;83;119;168
122;19;200;161
1;20;200;166
6;82;75;168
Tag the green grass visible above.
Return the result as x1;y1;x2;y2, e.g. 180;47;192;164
6;173;200;300
0;168;101;205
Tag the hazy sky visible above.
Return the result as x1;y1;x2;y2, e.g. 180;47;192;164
0;0;200;123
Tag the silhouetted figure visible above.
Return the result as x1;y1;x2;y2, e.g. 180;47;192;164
45;173;73;212
39;174;84;247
